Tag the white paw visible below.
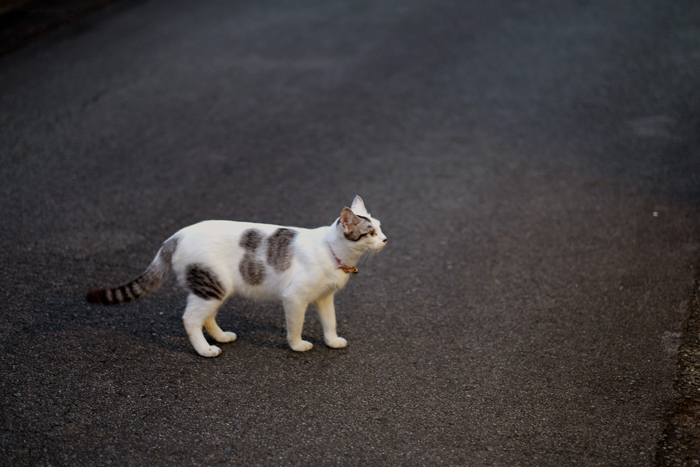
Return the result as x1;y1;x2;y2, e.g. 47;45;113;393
289;340;313;352
198;345;222;357
218;332;237;343
325;336;347;348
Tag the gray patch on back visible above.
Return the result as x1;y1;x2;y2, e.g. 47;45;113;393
240;229;264;252
160;236;179;264
238;229;267;286
266;228;297;272
186;264;226;300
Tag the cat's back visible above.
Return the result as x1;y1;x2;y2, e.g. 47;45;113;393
179;219;277;237
173;220;320;264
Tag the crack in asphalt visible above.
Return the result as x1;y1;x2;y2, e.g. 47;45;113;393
657;267;700;466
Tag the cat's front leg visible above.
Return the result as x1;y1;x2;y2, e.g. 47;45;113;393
282;297;313;351
314;293;347;349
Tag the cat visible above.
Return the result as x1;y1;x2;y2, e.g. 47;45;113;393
86;196;387;357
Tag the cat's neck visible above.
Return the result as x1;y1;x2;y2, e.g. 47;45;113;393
324;220;362;268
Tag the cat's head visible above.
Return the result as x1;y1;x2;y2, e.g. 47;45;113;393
338;196;387;253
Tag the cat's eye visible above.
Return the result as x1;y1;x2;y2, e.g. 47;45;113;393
370;229;375;236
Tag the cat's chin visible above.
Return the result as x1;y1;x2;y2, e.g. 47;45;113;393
371;244;387;254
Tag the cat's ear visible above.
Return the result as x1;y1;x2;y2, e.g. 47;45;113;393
351;195;369;215
340;207;361;232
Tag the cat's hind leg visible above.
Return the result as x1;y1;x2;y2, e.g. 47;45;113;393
204;310;237;344
183;294;228;357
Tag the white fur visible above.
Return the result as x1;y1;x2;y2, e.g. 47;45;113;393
167;196;387;357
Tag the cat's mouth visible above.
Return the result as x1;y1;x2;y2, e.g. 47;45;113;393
375;237;388;251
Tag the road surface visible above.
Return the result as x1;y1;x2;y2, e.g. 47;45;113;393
1;0;699;465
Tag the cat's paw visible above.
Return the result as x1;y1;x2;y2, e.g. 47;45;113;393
216;332;237;343
198;345;222;357
289;340;313;352
325;336;347;348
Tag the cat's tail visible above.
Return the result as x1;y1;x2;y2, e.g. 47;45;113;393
86;236;179;306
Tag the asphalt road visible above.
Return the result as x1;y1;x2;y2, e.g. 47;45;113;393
1;0;699;465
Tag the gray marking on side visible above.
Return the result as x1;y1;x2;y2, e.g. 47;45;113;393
266;228;297;272
186;264;226;300
239;254;266;286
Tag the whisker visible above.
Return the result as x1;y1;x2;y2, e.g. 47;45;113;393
358;248;379;265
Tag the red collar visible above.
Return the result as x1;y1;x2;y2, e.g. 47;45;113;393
327;243;359;275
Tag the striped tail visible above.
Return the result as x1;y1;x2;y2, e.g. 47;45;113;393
86;236;178;306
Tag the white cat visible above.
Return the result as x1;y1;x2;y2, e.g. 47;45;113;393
87;196;387;357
